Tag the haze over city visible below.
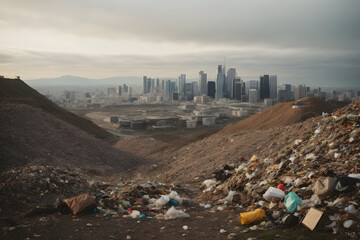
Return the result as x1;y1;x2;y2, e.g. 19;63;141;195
1;0;359;88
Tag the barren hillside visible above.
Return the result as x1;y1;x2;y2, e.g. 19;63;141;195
0;78;116;143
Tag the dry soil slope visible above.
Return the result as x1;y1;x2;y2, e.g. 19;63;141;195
0;78;116;143
221;97;343;134
136;98;346;183
0;78;148;173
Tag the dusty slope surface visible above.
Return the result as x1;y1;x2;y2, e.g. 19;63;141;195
0;102;148;173
0;78;116;143
123;100;354;184
221;98;344;133
115;98;346;183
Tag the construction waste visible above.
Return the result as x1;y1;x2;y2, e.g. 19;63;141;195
200;102;360;238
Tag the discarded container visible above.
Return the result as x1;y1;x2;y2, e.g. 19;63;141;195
239;208;266;225
168;199;179;207
302;208;324;231
263;187;285;201
277;184;285;191
57;193;96;215
312;176;336;197
284;192;302;213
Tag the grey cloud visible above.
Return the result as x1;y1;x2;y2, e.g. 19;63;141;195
1;48;358;88
1;0;360;51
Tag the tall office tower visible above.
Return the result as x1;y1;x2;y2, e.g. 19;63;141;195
278;84;293;102
178;74;186;95
192;82;199;97
146;78;152;94
207;81;216;98
269;75;277;99
123;84;128;93
165;80;171;98
184;83;193;100
216;65;225;99
156;78;160;92
234;81;242;100
241;81;246;101
233;78;241;99
260;75;270;99
249;89;258;103
247;80;259;99
150;78;155;93
170;81;176;93
294;84;307;100
198;71;207;96
161;80;165;91
118;86;122;96
226;68;236;98
128;87;132;98
143;76;147;94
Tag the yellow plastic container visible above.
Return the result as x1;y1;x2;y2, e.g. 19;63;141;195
240;208;266;225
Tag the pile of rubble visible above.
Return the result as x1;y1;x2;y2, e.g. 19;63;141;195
95;182;191;220
0;165;191;220
200;101;360;237
0;165;95;215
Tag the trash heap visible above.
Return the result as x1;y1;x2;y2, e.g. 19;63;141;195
95;182;190;220
0;165;191;220
0;165;95;214
200;101;360;237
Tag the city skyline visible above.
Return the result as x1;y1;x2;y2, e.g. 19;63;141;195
1;0;359;88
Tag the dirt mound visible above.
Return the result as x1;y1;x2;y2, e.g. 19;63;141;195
221;98;344;134
0;165;95;215
0;102;148;173
0;78;116;143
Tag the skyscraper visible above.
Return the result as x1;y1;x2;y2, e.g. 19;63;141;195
294;84;306;100
269;75;277;99
199;71;207;96
207;81;216;98
233;78;241;99
156;78;160;92
260;75;270;99
234;81;242;100
178;74;186;95
143;76;147;94
226;68;236;98
249;89;258;103
146;78;152;94
216;65;225;99
192;82;199;97
247;80;259;99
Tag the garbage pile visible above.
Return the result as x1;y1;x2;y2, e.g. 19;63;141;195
0;165;95;214
200;102;360;237
95;182;190;220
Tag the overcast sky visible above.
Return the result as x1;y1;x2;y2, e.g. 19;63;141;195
1;0;359;87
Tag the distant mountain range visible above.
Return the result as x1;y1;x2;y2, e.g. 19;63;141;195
25;75;143;87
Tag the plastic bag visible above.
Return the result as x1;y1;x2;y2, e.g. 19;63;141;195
284;192;302;213
239;208;266;225
168;191;183;205
165;206;190;219
263;187;285;201
155;195;170;208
